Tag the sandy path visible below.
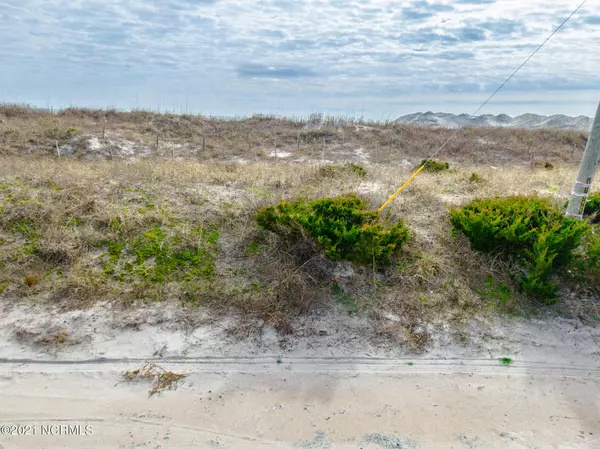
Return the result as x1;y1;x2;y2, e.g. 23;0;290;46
0;357;599;449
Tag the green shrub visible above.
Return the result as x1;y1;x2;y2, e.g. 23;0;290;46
421;159;449;172
450;196;590;302
544;162;554;170
318;163;367;178
572;232;600;287
255;194;409;267
561;193;600;222
582;192;600;222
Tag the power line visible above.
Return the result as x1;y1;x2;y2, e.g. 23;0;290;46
378;0;588;213
427;0;588;162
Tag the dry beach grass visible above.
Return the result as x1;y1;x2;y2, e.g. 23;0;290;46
0;105;598;348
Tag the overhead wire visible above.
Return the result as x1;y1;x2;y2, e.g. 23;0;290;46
377;0;589;214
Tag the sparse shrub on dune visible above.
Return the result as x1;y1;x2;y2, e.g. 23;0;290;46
256;193;409;267
421;159;450;172
451;195;590;303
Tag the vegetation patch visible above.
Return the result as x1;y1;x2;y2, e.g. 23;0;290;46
532;161;555;170
477;276;517;313
98;224;219;283
243;240;262;256
469;172;485;183
421;159;450;172
582;192;600;222
332;281;357;314
5;216;42;256
572;232;600;289
451;196;590;303
8;217;39;240
43;127;82;142
256;193;409;267
318;163;367;178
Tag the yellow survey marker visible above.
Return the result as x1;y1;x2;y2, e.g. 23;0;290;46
377;164;425;214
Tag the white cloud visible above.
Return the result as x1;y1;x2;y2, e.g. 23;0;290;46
1;0;599;118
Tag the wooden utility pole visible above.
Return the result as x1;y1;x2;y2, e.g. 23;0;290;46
566;101;600;219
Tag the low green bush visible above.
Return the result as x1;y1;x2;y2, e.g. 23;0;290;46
450;195;591;302
572;232;600;288
582;192;600;222
255;194;409;267
421;159;449;172
563;192;600;222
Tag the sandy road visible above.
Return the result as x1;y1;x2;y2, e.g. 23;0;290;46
0;357;599;449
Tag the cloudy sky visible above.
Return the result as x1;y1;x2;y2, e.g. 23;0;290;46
1;0;599;119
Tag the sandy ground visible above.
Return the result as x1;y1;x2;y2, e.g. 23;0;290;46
0;358;599;448
0;302;599;448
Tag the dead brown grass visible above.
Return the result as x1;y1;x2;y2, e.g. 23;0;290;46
0;108;597;346
0;104;587;166
123;363;186;396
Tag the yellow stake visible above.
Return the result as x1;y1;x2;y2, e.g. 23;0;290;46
377;164;425;214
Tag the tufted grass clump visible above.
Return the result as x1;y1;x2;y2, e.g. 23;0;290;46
450;195;591;303
469;172;485;183
43;127;82;142
318;163;367;178
255;193;409;267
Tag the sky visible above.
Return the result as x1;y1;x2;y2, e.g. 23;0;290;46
1;0;599;120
